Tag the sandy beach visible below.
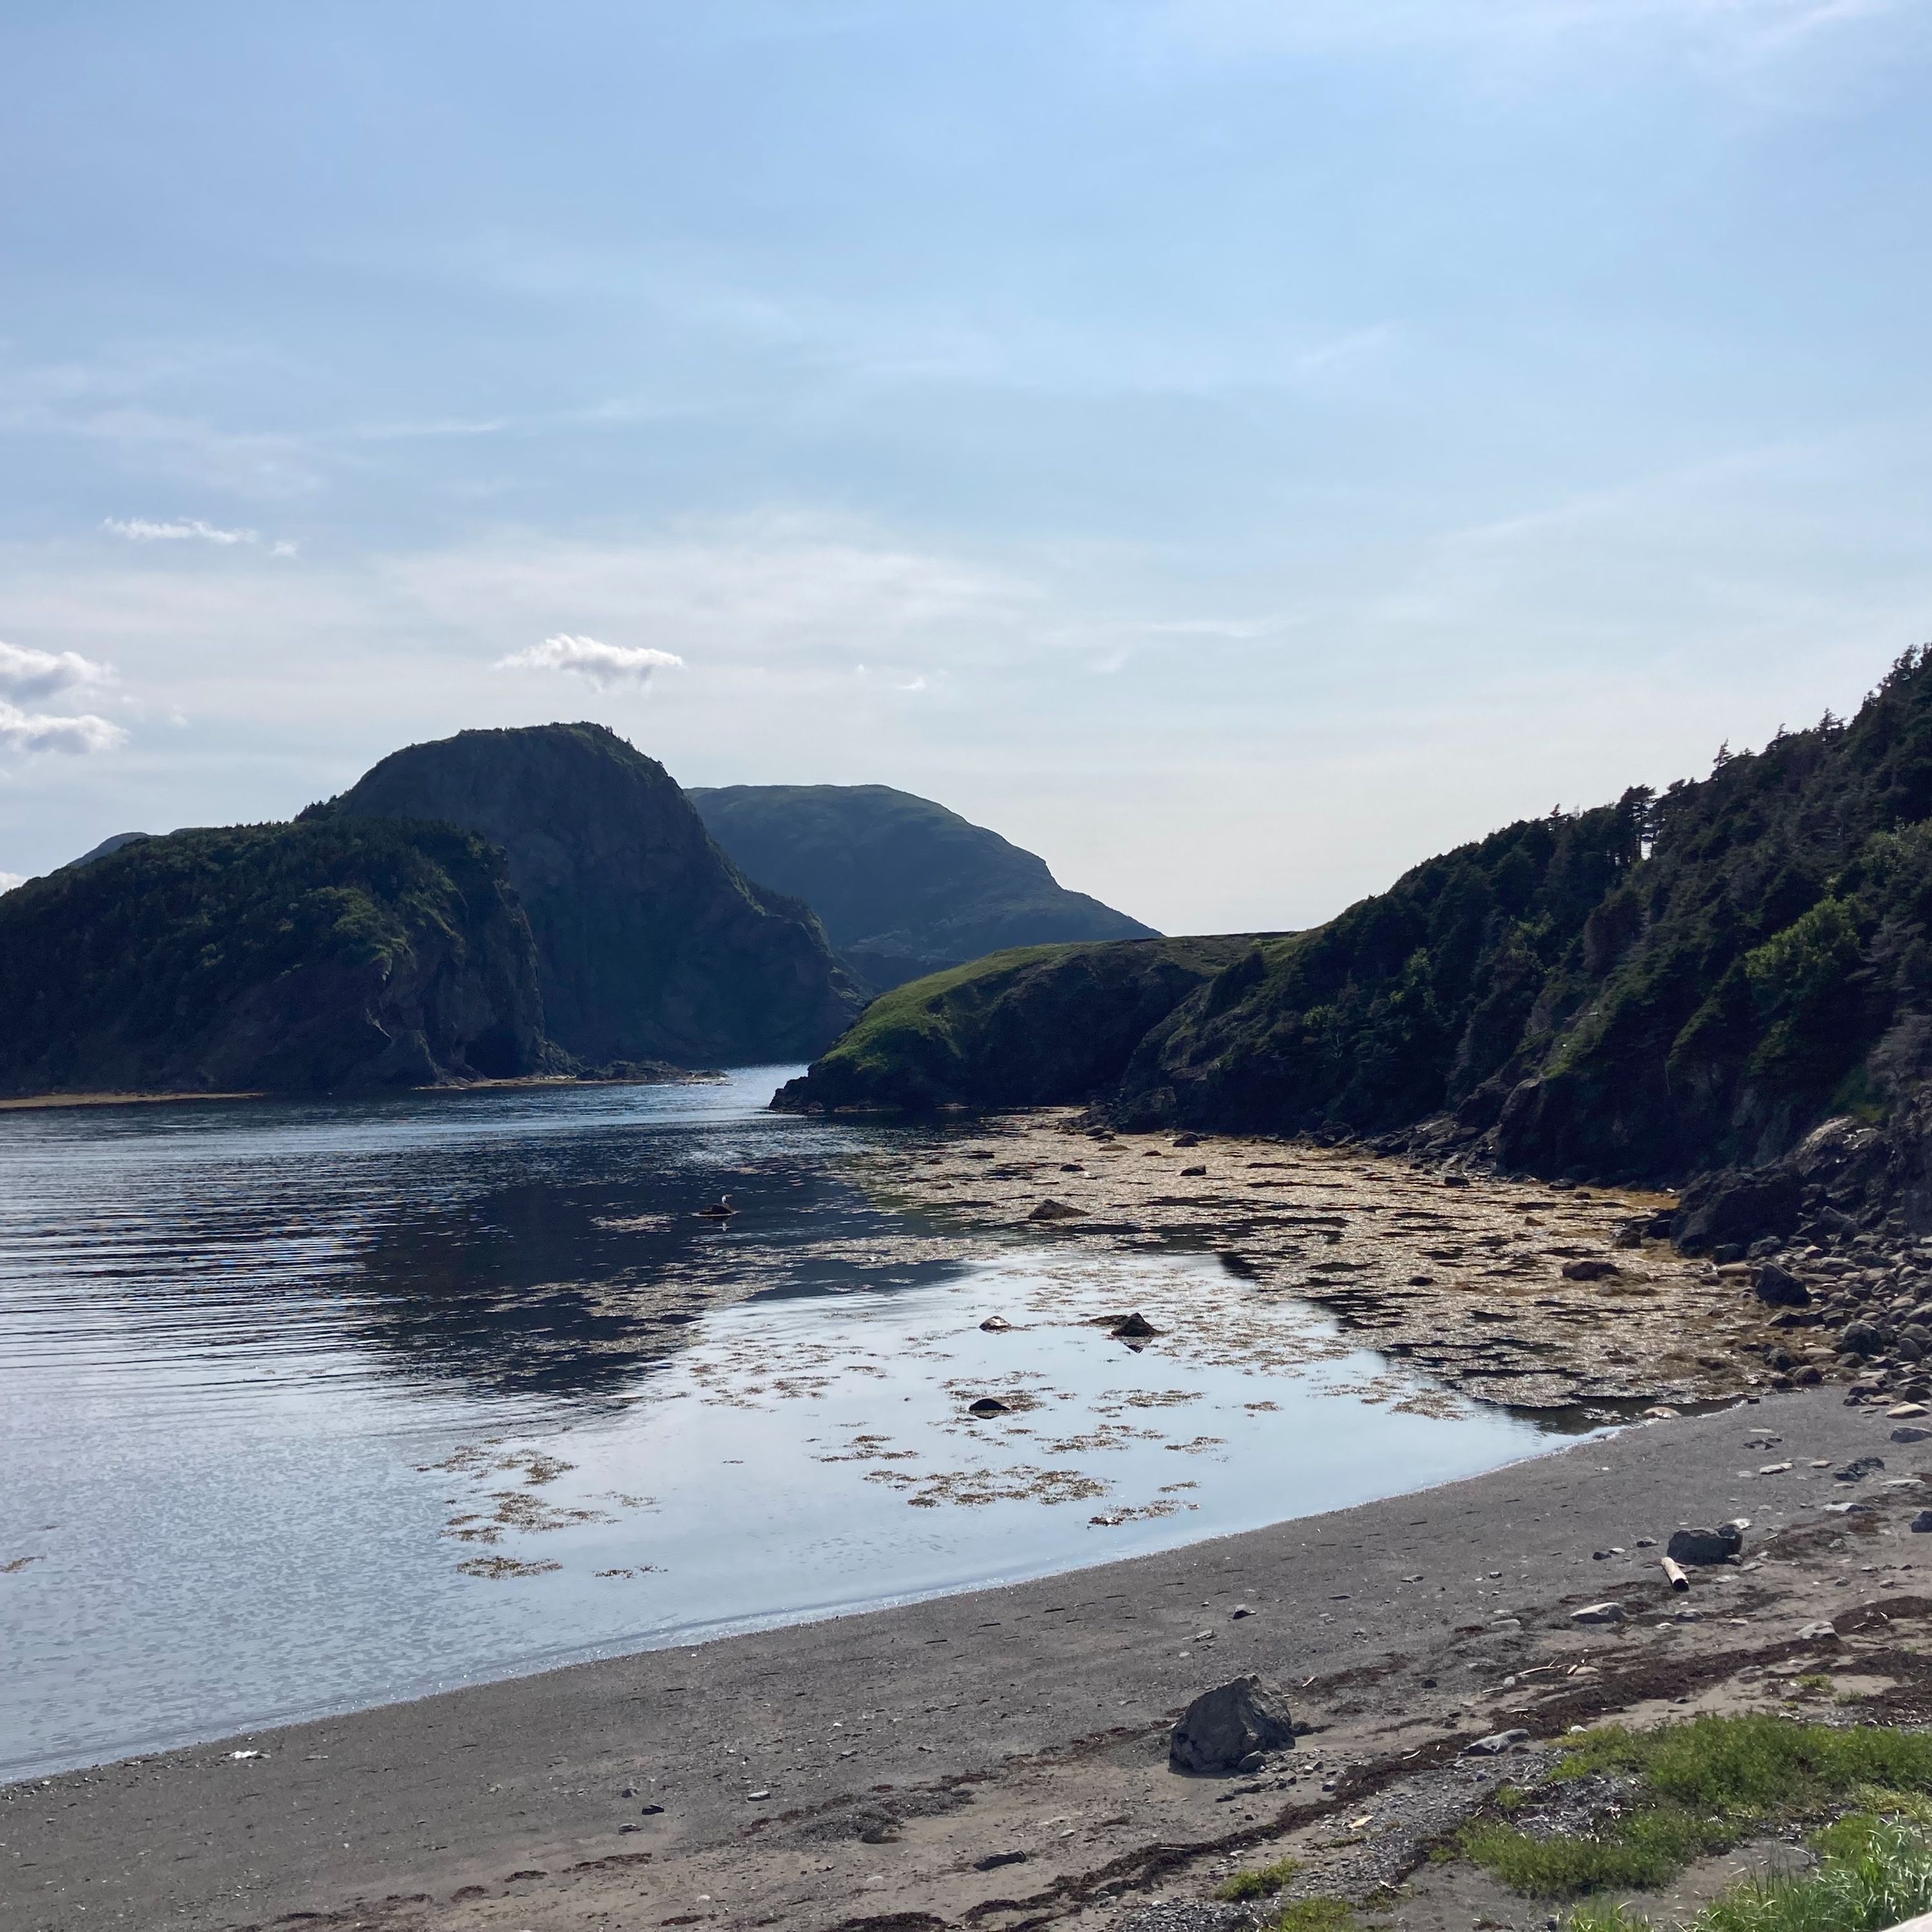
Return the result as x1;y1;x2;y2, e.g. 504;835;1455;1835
7;1381;1929;1932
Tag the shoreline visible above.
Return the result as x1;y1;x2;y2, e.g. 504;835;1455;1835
0;1070;725;1114
2;1405;1586;1791
8;1383;1927;1932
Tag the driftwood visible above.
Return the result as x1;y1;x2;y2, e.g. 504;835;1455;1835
1660;1557;1690;1593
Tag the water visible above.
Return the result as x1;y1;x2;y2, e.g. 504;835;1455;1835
0;1070;1575;1780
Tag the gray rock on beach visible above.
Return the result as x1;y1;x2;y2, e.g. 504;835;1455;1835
1667;1524;1744;1566
1168;1674;1297;1775
1571;1602;1626;1625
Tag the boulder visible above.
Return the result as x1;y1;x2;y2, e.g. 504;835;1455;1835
1168;1675;1297;1775
1571;1602;1627;1625
1673;1168;1804;1255
1028;1198;1088;1222
1667;1525;1743;1566
1562;1258;1620;1282
1754;1263;1812;1309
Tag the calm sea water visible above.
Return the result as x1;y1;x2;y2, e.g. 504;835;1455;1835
0;1071;1574;1780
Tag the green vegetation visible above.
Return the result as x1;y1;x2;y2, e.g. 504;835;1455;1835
1265;1900;1356;1932
0;818;549;1095
1565;1815;1932;1932
326;723;862;1066
1214;1853;1303;1900
688;782;1155;992
1126;649;1932;1175
786;649;1932;1175
1462;1715;1932;1900
773;936;1253;1111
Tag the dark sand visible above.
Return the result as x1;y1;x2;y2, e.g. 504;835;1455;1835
8;1385;1927;1932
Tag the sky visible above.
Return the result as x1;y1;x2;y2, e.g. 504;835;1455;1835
3;1;1931;931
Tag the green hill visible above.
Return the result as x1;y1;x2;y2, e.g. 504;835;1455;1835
328;725;863;1065
781;650;1932;1192
0;819;553;1097
687;782;1156;992
772;936;1256;1112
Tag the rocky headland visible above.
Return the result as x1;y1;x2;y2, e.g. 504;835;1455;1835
328;723;863;1067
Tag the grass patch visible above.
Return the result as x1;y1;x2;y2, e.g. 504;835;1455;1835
1267;1901;1355;1932
1463;1716;1932;1900
1215;1855;1302;1901
1561;1815;1932;1932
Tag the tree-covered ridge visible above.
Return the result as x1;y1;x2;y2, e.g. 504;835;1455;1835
0;818;551;1097
1124;649;1932;1179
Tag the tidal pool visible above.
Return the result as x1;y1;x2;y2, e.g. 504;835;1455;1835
0;1070;1578;1779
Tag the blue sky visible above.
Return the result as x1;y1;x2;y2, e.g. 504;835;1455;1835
3;0;1930;931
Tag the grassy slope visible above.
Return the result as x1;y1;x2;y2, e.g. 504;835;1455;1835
773;935;1254;1110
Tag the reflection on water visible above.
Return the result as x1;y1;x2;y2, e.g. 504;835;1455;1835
0;1070;1577;1780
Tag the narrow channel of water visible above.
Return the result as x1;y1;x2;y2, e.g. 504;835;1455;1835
0;1071;1580;1779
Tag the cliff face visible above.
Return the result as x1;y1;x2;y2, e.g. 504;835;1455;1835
688;783;1156;992
332;724;863;1066
0;820;551;1097
772;937;1253;1112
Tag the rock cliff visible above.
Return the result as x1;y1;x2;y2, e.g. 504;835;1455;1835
330;724;862;1066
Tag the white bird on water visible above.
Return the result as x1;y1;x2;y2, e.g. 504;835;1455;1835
699;1195;735;1218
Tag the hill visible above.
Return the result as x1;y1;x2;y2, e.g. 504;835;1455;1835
687;783;1156;992
0;819;552;1097
780;650;1932;1209
328;724;863;1066
771;936;1256;1112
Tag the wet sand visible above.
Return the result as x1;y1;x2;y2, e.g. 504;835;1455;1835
6;1384;1924;1932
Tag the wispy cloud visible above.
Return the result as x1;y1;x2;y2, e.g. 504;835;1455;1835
0;639;116;703
0;702;128;755
104;516;296;557
0;871;24;894
1139;0;1912;88
496;634;686;690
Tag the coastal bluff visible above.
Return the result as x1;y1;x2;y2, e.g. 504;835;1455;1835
324;723;864;1068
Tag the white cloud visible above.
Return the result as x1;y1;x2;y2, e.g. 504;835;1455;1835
104;517;297;557
0;871;24;894
496;634;687;690
0;702;128;755
0;639;116;702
